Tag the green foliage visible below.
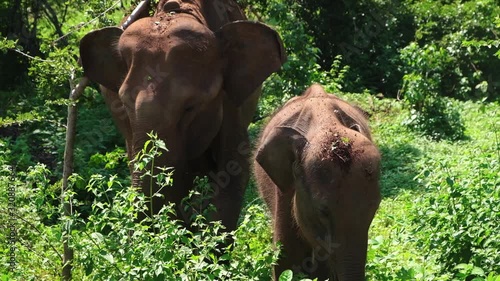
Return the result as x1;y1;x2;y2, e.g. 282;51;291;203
278;269;316;281
453;263;500;281
400;42;466;140
0;162;62;279
366;197;449;281
2;91;500;281
271;0;500;100
0;38;16;53
365;96;500;281
87;147;129;177
402;98;466;141
412;161;499;274
68;133;279;280
1;1;500;280
410;0;499;62
247;0;349;118
0;133;279;280
404;0;499;101
0;0;129;183
281;0;415;95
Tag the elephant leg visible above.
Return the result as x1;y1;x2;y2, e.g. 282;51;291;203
274;232;331;280
272;192;312;279
270;190;332;280
206;99;251;232
170;170;197;227
209;140;249;232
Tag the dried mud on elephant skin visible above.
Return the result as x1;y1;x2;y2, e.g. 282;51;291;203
320;131;355;171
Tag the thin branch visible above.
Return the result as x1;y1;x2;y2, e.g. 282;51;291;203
0;209;62;258
61;1;70;25
12;235;60;272
12;49;55;62
40;0;65;38
246;5;264;22
81;229;125;276
52;0;122;44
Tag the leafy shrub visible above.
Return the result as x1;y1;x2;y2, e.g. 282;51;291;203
277;269;316;281
453;263;500;281
402;97;466;141
400;42;466;140
1;132;280;280
0;162;62;279
411;161;500;276
257;0;500;100
281;0;415;96
364;97;500;281
409;0;500;101
67;134;276;280
366;194;450;281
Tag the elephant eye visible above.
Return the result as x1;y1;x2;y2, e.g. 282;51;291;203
350;124;361;132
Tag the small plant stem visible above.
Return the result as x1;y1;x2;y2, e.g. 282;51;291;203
494;120;500;161
81;230;125;276
150;151;155;219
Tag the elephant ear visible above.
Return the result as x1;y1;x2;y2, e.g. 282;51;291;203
216;21;286;107
256;126;307;191
79;27;126;92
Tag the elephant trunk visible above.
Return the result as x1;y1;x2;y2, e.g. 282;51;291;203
332;245;368;281
335;261;366;281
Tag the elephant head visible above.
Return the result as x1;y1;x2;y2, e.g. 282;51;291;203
79;0;286;217
255;84;381;281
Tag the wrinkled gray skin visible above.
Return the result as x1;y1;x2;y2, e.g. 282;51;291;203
254;84;381;281
79;0;286;232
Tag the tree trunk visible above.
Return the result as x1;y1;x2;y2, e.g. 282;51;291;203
60;2;150;279
61;77;89;281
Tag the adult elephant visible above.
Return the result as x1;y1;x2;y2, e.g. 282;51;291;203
254;84;381;280
79;0;286;232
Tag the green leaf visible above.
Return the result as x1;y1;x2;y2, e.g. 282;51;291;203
455;263;470;270
91;232;104;243
279;270;293;281
472;267;486;277
102;253;115;264
446;177;454;187
84;260;94;276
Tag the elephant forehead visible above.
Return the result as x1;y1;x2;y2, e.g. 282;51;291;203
119;16;217;57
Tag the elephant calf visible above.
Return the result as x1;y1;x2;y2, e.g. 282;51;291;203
254;84;381;281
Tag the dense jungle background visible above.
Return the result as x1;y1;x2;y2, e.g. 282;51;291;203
0;0;499;280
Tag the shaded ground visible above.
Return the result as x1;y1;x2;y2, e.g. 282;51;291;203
378;143;421;198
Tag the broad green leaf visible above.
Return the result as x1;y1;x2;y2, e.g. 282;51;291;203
279;270;293;281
